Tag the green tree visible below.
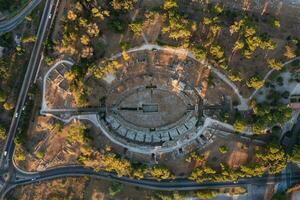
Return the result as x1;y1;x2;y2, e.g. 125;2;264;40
192;45;207;60
233;119;247;132
272;19;281;29
229;19;245;35
0;125;6;140
148;165;174;180
129;21;143;36
290;146;300;164
102;153;132;176
0;89;7;103
211;3;223;15
267;59;283;70
271;192;287;200
219;145;229;154
196;190;220;200
210;44;224;60
246;76;264;89
163;0;178;10
110;0;137;11
108;182;123;196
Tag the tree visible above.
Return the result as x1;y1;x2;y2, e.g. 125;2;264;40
111;0;137;11
228;73;242;82
244;26;256;38
233;119;247;132
162;13;193;41
0;125;6;140
0;89;7;103
91;8;109;20
64;71;77;81
67;10;77;21
108;182;123;196
163;0;178;10
271;192;287;200
102;153;132;176
203;17;212;26
245;36;261;52
80;35;90;45
21;35;37;43
192;45;207;60
108;18;126;33
284;45;296;59
186;151;205;163
3;102;14;111
272;19;281;29
211;3;223;15
261;38;276;50
210;44;224;60
67;122;88;144
128;21;143;36
230;40;244;61
290;146;300;164
132;166;145;179
242;49;253;59
81;47;93;58
229;19;245;35
255;144;287;174
219;145;229;154
36;151;45;159
246;76;264;89
267;59;283;70
92;60;122;79
148;165;174;180
87;23;100;37
232;40;244;52
196;190;220;200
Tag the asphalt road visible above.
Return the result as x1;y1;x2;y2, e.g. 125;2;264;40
0;0;56;198
0;0;42;33
0;0;55;171
12;166;283;190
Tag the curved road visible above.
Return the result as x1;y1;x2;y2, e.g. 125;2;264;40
0;0;42;33
0;164;297;199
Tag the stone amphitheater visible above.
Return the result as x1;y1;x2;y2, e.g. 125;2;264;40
42;47;227;157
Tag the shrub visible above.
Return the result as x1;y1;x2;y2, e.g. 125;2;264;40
246;76;264;89
129;21;143;36
233;119;247;132
108;182;123;196
0;125;5;140
219;145;229;154
148;165;174;180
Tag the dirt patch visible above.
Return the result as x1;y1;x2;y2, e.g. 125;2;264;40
9;177;89;200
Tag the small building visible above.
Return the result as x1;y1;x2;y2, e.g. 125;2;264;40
289;84;300;109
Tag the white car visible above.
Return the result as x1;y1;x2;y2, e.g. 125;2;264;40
15;113;19;118
3;151;7;157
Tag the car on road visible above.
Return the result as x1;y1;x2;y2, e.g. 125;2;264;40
14;113;19;118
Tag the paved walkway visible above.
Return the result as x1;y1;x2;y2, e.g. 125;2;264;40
249;56;300;101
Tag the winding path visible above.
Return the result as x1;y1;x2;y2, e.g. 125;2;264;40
248;56;300;101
